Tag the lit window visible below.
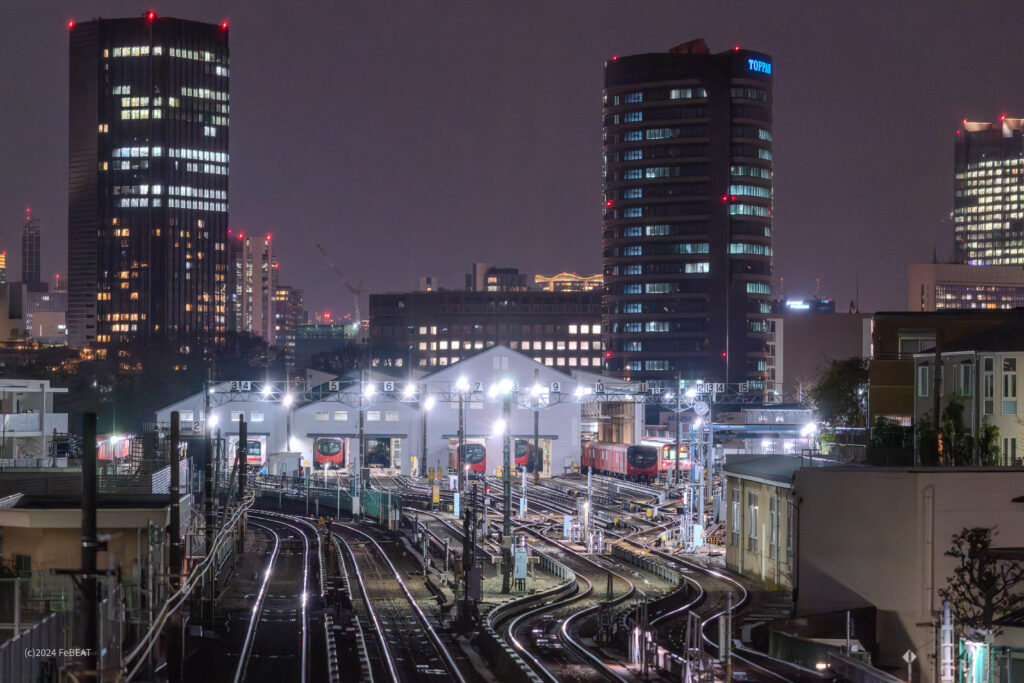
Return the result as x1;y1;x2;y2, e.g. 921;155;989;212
250;412;264;422
334;411;348;421
315;411;329;421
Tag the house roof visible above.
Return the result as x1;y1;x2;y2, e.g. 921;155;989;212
723;454;843;485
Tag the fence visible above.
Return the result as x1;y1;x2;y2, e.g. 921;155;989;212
0;611;68;683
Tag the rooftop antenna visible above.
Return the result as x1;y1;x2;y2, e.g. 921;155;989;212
814;277;821;299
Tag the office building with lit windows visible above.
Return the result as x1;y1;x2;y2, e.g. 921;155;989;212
227;232;277;344
368;290;603;370
274;284;305;366
67;13;230;346
908;263;1024;311
954;117;1024;265
602;39;773;390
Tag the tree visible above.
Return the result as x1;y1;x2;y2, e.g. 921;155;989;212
939;527;1024;638
808;357;868;427
917;395;999;466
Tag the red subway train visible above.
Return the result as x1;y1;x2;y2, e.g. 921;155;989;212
314;437;345;469
458;443;486;477
581;442;659;483
514;439;541;474
642;438;690;475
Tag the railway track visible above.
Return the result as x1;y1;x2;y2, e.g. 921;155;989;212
227;512;323;683
335;523;467;683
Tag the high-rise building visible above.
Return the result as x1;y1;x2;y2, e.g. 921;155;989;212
227;231;278;344
954;118;1024;265
67;13;230;347
274;284;305;366
0;251;7;286
22;210;40;285
602;39;773;390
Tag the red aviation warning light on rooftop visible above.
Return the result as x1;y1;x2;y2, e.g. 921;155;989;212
221;20;229;30
67;19;75;29
146;11;156;21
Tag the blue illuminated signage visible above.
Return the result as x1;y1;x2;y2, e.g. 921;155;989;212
747;58;772;74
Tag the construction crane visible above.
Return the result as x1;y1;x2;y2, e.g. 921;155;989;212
315;243;365;334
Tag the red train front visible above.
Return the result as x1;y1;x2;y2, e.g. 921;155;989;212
581;442;659;483
514;439;541;473
314;437;345;469
459;443;486;477
656;443;689;475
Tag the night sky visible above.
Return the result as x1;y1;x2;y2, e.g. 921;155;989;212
3;1;1024;318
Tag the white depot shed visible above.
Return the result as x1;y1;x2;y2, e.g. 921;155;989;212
420;346;587;477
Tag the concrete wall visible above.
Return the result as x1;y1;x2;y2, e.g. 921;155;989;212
725;473;793;587
0;500;188;575
793;467;1024;683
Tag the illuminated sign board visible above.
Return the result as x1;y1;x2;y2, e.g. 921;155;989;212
785;299;810;310
747;58;772;74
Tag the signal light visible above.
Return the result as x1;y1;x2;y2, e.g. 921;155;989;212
67;19;75;29
605;199;613;207
604;351;613;359
721;351;728;358
221;20;229;30
734;45;741;51
612;55;618;61
146;11;156;21
721;195;728;202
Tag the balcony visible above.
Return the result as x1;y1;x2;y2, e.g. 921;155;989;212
0;413;68;435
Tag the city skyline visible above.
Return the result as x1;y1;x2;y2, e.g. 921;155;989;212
4;2;1024;318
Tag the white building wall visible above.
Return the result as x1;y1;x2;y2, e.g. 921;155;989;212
154;347;642;476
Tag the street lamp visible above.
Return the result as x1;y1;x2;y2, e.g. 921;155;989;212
421;394;434;478
455;377;468;491
494;380;514;594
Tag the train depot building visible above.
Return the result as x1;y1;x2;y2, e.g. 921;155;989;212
154;345;643;477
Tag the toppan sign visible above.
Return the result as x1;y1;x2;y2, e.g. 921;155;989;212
747;58;772;74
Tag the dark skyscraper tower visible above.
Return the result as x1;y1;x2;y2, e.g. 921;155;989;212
954;117;1024;265
67;13;229;346
602;39;773;390
21;209;41;284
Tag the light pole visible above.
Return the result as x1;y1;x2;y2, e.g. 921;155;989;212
455;376;468;491
354;371;374;518
421;394;434;478
493;379;514;594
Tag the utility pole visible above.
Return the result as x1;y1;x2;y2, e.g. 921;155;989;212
674;371;682;487
457;383;465;492
354;369;365;518
533;368;540;485
168;412;182;683
501;390;512;594
80;413;98;682
421;390;428;478
235;416;247;557
203;421;214;626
